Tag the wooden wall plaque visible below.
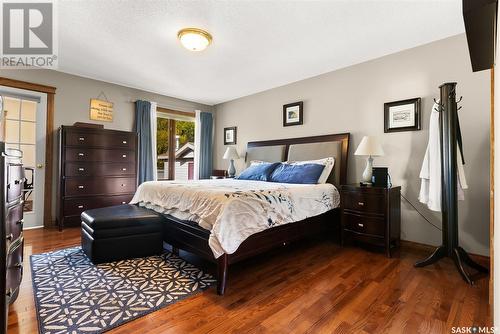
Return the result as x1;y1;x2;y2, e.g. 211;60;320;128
90;99;113;122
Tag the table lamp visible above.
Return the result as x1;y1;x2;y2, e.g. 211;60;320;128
354;136;384;184
223;147;239;178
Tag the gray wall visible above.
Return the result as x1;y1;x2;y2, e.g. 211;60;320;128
1;69;213;226
214;34;490;256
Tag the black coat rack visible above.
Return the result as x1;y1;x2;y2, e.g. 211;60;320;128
414;82;488;284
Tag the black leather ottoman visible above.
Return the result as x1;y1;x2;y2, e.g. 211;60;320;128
81;204;165;264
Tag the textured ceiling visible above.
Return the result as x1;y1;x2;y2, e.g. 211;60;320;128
57;0;465;105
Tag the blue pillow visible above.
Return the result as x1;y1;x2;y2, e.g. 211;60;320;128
270;163;325;184
236;162;280;181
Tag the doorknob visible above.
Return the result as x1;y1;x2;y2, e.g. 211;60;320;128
36;163;44;169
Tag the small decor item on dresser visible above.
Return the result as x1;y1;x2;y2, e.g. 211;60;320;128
224;126;237;145
354;136;384;184
384;98;421;133
73;122;104;129
223;146;239;178
283;101;303;126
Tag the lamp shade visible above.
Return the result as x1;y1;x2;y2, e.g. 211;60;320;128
354;136;384;156
223;146;239;160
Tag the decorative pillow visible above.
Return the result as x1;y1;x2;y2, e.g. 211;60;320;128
286;157;335;184
270;163;325;184
236;162;280;181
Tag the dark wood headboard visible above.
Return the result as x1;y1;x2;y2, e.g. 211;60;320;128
247;133;350;185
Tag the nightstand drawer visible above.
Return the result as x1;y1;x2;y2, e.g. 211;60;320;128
343;212;385;237
342;191;385;215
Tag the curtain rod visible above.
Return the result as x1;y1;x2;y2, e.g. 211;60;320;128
128;99;199;114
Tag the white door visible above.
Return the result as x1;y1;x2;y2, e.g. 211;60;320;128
1;86;47;228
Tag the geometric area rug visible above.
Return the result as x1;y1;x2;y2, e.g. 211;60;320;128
30;247;216;334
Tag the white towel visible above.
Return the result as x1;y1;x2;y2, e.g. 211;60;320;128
419;101;467;212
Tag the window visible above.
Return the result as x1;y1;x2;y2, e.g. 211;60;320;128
156;108;195;180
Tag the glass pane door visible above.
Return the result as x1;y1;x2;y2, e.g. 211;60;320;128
157;117;170;180
1;87;46;228
156;115;196;181
4;96;37;213
174;120;195;181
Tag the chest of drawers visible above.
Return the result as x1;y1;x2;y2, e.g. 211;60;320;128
0;145;25;333
56;126;138;229
340;184;401;257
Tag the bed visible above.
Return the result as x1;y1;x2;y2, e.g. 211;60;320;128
133;133;350;295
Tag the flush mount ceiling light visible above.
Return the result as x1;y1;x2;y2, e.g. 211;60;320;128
177;28;212;52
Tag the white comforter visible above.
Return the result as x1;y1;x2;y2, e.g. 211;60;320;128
130;179;339;258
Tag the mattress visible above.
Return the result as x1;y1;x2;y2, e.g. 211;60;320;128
130;179;340;258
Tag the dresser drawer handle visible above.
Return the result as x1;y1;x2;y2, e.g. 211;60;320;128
16;219;23;226
121;201;126;204
122;140;127;144
122;154;127;158
78;185;84;189
13;263;22;269
79;137;85;141
358;202;364;206
77;205;84;209
6;233;13;241
122;168;127;171
78;153;84;157
78;167;85;171
14;179;21;185
358;223;364;227
121;184;126;187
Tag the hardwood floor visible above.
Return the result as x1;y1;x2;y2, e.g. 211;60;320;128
8;227;491;334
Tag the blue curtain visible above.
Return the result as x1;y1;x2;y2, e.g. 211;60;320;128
198;112;213;179
135;100;154;184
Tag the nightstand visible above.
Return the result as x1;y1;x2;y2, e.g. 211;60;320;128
340;184;401;257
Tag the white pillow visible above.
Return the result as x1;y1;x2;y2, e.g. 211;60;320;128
287;157;335;184
250;160;267;165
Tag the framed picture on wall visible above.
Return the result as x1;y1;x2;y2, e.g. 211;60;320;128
283;101;303;127
384;97;421;133
224;126;237;145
